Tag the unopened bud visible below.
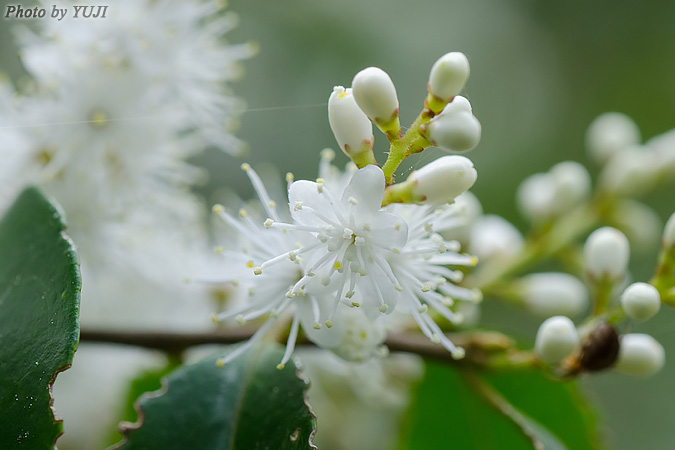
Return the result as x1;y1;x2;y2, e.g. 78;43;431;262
328;86;375;166
425;101;481;152
351;67;399;127
586;112;641;164
535;316;579;365
407;155;477;204
664;212;675;247
609;200;661;252
428;52;470;102
621;282;661;322
549;161;591;212
614;333;665;376
584;227;630;280
521;273;589;318
468;215;523;261
516;173;557;222
599;147;657;197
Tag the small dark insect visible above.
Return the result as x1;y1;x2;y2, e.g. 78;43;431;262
561;322;620;376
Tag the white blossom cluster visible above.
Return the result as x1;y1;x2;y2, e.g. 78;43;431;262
0;4;253;449
0;0;254;324
208;53;483;368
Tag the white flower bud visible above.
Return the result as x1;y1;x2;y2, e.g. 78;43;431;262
586;112;641;164
664;212;675;247
516;173;557;222
428;52;470;101
621;282;661;322
517;162;591;223
535;316;579;365
351;67;399;123
468;215;523;261
614;333;665;376
599;147;657;197
647;129;675;175
584;227;630;280
406;156;477;204
549;161;591;212
328;86;373;156
609;200;662;252
521;273;589;318
426;103;481;153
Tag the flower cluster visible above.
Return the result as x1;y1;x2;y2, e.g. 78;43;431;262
209;53;483;368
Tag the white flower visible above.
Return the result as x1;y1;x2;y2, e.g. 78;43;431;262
351;67;399;124
300;349;423;450
19;0;253;155
520;272;588;318
517;161;591;222
406;155;478;204
535;316;579;365
608;200;662;252
428;52;470;102
425;98;481;152
468;214;523;262
384;201;481;359
620;282;661;323
263;165;408;319
586;112;641;164
584;227;630;280
328;86;374;160
614;333;665;377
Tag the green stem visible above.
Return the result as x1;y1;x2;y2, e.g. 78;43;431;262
381;110;433;185
468;202;602;293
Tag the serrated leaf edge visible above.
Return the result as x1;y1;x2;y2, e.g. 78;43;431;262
108;357;318;450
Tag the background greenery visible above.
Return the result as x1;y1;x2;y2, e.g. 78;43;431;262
2;0;675;448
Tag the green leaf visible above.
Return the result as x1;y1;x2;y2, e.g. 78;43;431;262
403;362;603;450
0;187;81;449
111;345;317;450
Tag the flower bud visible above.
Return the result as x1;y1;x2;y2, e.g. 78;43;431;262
598;147;657;197
535;316;579;365
614;333;665;376
586;112;641;164
549;161;591;212
351;67;399;125
328;86;375;166
664;212;675;247
620;282;661;322
583;227;630;280
516;173;557;222
468;215;523;261
428;52;470;102
609;200;661;252
425;102;481;153
521;273;589;318
406;155;477;204
646;129;675;175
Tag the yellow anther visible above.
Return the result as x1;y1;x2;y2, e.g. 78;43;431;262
246;260;254;268
286;172;294;182
212;204;225;214
216;359;225;368
421;285;431;292
325;320;333;328
241;163;251;172
213;246;224;254
253;267;262;275
268;200;277;208
333;261;342;270
239;208;247;218
276;363;285;370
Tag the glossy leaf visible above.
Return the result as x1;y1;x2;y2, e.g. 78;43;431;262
403;361;603;450
112;344;317;450
0;187;81;449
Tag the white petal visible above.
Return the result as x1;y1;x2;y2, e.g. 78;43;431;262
368;211;408;249
341;165;385;215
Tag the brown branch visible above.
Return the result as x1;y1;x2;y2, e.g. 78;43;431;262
79;327;536;369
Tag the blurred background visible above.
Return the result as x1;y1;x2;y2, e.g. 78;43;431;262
2;0;675;448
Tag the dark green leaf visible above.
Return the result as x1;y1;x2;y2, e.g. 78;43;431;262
112;344;317;450
403;362;603;450
0;187;81;449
